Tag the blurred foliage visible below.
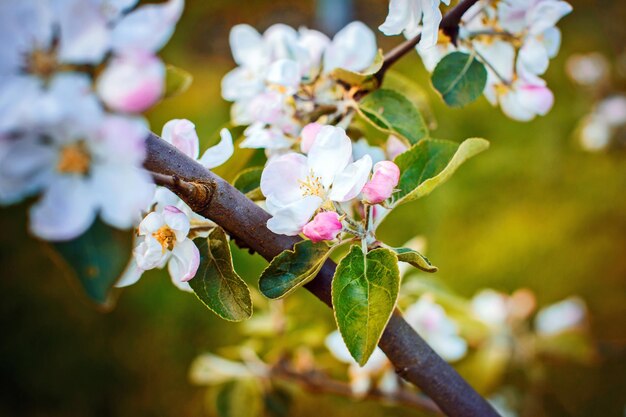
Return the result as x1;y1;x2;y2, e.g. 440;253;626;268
1;0;626;416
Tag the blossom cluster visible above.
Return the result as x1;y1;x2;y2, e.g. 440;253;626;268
0;0;184;241
222;21;378;153
380;0;573;121
260;124;401;242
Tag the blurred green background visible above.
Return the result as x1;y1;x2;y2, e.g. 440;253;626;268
1;0;625;416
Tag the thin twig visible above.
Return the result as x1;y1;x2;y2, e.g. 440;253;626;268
270;362;441;414
375;0;481;83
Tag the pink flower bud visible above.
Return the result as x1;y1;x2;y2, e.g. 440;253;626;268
161;119;199;159
302;211;342;242
361;161;400;204
300;122;323;153
96;54;165;113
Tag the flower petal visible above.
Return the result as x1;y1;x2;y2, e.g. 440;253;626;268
307;125;352;188
111;0;183;54
161;119;199;159
266;195;322;235
260;152;308;206
169;238;200;282
328;155;372;202
162;205;190;241
29;176;97;241
199;128;234;169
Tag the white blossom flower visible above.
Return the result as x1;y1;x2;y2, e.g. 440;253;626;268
22;109;154;241
471;289;510;327
404;294;468;361
117;119;233;291
534;297;587;335
260;126;372;235
131;205;200;289
379;0;451;47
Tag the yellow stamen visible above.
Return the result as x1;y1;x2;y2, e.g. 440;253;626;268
57;142;91;175
27;49;58;79
298;173;325;198
153;226;176;252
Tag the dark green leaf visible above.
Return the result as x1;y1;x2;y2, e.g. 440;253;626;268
51;220;132;306
232;167;264;200
431;52;487;107
330;49;384;90
259;240;330;299
332;245;400;365
394;138;489;206
190;227;252;321
358;88;428;145
164;64;193;98
392;247;438;273
216;379;263;417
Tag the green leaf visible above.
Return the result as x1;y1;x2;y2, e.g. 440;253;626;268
190;227;253;321
391;247;438;273
394;138;489;206
431;52;487;107
216;379;263;417
51;220;132;306
164;64;193;98
232;166;264;200
358;88;428;146
259;240;330;299
330;49;384;90
332;245;400;365
383;70;437;130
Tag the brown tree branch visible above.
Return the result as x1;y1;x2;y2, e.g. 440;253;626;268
143;132;500;417
375;0;480;83
269;361;441;414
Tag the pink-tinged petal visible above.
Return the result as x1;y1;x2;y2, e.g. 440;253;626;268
134;236;168;270
300;122;323;153
361;160;400;204
161;119;199;159
97;54;165;113
266;195;323;236
499;89;535;122
138;211;165;235
29;176;97;241
527;0;572;35
169;238;200;282
260;152;308;206
302;211;342;242
518;83;554;116
307;125;352;187
111;0;184;53
199;128;234;169
115;257;144;288
246;91;288;125
328;155;373;202
162;205;190;241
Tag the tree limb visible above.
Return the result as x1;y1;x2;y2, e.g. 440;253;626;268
144;133;501;417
